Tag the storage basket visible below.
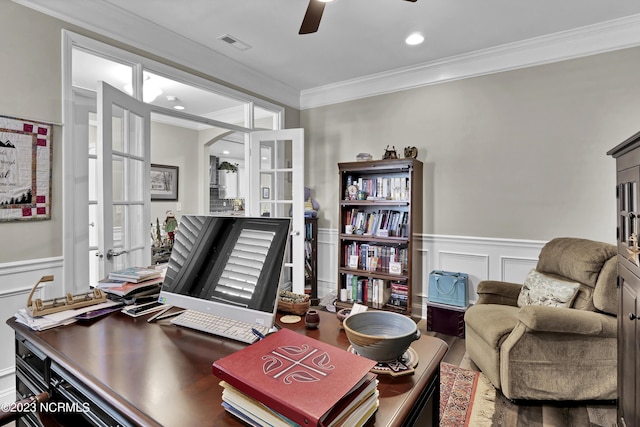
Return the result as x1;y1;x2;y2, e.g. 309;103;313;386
277;291;310;315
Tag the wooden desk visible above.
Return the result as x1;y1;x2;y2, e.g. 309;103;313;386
8;309;447;426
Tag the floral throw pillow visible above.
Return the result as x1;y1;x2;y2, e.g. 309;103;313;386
517;269;580;308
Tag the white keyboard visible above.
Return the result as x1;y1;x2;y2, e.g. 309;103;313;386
171;310;269;344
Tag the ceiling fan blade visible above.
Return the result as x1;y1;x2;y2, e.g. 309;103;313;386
299;0;326;34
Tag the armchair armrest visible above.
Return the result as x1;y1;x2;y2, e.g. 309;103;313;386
518;305;617;337
476;280;522;306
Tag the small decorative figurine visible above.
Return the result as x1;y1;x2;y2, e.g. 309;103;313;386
404;146;418;159
383;145;398;160
163;210;178;246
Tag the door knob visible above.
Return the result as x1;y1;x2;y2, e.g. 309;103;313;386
106;249;128;260
629;313;638;321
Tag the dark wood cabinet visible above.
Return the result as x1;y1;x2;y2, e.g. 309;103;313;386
608;132;640;427
336;159;422;316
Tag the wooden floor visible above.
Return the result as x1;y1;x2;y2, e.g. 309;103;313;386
422;326;618;427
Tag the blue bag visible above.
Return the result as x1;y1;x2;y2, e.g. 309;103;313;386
428;270;468;307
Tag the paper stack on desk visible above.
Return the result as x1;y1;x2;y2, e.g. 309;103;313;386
212;328;379;427
15;300;122;331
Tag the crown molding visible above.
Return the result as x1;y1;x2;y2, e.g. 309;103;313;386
13;0;301;108
299;14;640;110
12;1;640;111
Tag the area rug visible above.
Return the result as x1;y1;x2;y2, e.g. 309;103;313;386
439;362;480;426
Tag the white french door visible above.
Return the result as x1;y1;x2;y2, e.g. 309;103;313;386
248;129;305;294
96;81;151;278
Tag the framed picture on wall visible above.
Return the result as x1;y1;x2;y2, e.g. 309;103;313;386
0;115;53;221
151;164;179;201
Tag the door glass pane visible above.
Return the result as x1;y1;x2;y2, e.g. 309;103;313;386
260;172;273;200
72;48;133;93
129;158;144;202
112;105;124;153
254;105;279;130
260;141;275;169
88;157;98;201
143;71;249;127
128;111;144;157
89;112;97;154
274;202;291;218
112;156;124;202
260;202;273;217
89;204;98;247
113;205;124;249
276;171;292;201
129;204;145;249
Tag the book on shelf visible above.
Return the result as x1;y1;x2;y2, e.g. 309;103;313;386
212;328;378;427
352;176;409;201
343;242;408;273
345;275;392;306
343;209;408;237
389;281;409;308
108;266;162;283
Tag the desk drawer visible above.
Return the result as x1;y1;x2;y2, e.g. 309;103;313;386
15;334;49;388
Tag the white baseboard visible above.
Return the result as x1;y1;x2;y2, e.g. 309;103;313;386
316;229;544;318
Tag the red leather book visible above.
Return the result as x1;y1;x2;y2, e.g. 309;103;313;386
212;328;377;427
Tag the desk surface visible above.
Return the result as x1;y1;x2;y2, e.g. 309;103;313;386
8;309;447;426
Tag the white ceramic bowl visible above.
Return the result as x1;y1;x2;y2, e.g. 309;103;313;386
343;311;420;362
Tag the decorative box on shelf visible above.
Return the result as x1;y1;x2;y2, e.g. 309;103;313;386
426;300;469;338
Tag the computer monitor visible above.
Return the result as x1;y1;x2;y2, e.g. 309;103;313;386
158;215;290;328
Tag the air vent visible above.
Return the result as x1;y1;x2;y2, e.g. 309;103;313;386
217;34;252;51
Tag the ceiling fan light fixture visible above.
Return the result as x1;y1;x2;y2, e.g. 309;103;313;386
405;32;425;46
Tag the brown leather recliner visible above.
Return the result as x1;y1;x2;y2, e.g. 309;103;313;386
464;237;617;401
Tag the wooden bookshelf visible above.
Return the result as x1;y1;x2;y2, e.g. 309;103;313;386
336;158;423;315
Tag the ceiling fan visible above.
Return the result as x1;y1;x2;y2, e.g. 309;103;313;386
299;0;418;35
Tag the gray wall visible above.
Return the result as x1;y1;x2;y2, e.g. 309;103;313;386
303;47;640;243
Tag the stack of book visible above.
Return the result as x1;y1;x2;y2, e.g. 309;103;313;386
212;328;379;427
96;266;163;298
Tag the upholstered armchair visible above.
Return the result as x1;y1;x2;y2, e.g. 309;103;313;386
464;237;617;401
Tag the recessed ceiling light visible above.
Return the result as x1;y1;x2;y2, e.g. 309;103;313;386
223;150;230;155
173;105;185;110
405;32;424;46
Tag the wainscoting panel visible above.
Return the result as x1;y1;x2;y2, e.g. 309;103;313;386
0;257;63;404
317;229;545;317
501;256;540;284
